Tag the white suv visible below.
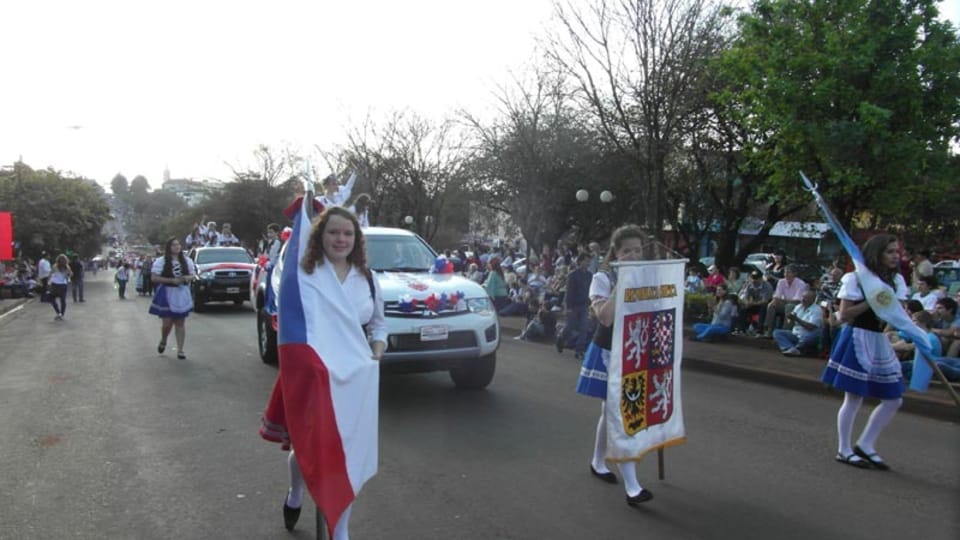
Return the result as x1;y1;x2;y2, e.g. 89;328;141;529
256;227;501;389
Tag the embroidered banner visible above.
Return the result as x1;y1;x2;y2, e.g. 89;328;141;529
605;260;687;461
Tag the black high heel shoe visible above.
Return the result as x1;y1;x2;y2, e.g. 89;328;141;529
283;500;301;531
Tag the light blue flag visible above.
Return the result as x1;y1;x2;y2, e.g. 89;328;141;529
800;172;940;391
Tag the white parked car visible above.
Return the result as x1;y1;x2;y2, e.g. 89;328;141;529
255;226;501;389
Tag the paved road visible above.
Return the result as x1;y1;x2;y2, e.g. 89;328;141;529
1;275;957;540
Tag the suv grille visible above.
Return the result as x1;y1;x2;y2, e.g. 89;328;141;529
388;331;478;352
213;269;251;279
384;302;466;319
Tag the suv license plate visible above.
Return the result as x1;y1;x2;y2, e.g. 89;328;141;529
226;287;240;294
420;325;448;342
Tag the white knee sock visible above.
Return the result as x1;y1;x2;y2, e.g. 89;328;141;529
287;451;304;508
857;398;901;454
617;462;643;497
591;403;611;473
836;393;863;456
333;504;352;540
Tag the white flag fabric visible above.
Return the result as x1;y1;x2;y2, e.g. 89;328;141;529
605;260;687;461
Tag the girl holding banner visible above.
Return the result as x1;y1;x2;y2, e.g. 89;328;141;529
576;224;654;505
821;234;909;470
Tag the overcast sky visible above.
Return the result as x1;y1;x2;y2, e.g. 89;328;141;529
1;0;957;191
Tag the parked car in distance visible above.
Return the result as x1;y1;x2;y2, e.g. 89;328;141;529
256;227;501;389
188;247;256;311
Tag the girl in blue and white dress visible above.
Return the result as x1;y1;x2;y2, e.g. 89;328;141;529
575;225;654;506
149;237;197;360
821;234;908;471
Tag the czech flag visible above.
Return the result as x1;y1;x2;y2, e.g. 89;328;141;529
260;194;379;535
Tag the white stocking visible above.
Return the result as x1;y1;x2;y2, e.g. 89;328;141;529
591;402;610;473
836;392;863;456
857;398;902;454
286;451;304;508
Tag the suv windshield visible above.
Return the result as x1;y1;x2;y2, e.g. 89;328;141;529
196;249;252;264
367;235;435;272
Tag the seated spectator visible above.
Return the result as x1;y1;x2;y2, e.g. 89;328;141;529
900;310;960;383
762;264;809;337
817;267;844;308
931;297;959;357
773;290;823;356
703;264;725;293
765;249;787;283
734;270;773;335
726;267;746;297
888;300;927;359
911;275;941;312
543;264;567;309
498;279;531;317
526;264;548;298
466;263;483;283
514;300;558;342
685;267;704;294
693;284;738;342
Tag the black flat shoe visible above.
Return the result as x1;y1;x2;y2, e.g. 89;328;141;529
157;341;166;354
854;446;890;471
835;452;871;469
283;501;301;531
590;465;618;484
626;488;654;506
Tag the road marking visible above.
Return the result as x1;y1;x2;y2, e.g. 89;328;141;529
0;303;26;322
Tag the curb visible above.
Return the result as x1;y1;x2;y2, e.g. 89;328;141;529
681;355;959;424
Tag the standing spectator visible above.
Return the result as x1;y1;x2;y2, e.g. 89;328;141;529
36;251;51;291
821;234;908;470
484;258;509;311
773;290;823;355
142;255;154;296
693;284;739;341
69;254;85;303
762;265;809;337
262;224;283;267
556;253;592;359
735;270;773;334
48;254;72;320
575;225;654;505
149;237;198;359
115;263;130;299
587;242;602;274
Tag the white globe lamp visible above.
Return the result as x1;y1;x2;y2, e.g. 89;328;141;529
404;215;414;225
575;189;589;202
600;190;613;203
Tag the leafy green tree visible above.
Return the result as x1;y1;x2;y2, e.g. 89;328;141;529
0;162;111;258
110;173;129;200
715;0;960;232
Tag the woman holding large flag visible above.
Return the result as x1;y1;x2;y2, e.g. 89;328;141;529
260;202;386;540
575;224;654;505
821;234;909;470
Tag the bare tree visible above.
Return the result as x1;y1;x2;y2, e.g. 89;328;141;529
546;0;730;236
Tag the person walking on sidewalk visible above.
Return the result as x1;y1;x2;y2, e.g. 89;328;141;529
575;224;654;506
821;234;908;471
48;254;72;320
69;255;85;303
148;237;197;360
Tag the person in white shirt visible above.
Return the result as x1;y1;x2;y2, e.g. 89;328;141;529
910;275;941;311
773;289;823;355
218;223;241;246
317;171;356;208
36;252;52;290
48;254;72;320
349;193;372;228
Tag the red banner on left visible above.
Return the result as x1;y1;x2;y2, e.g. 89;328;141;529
0;212;13;260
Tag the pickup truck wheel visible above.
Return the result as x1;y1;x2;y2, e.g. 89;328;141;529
258;307;278;365
449;353;496;390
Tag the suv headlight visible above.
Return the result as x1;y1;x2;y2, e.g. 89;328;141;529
200;271;215;280
465;297;493;315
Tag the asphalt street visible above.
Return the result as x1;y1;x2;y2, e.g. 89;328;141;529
0;274;957;540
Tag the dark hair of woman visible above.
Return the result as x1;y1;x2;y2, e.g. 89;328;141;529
353;193;371;212
601;224;647;271
161;236;191;278
488;258;505;280
301;206;370;279
860;234;899;287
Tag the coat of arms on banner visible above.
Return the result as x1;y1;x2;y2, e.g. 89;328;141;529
619;308;675;435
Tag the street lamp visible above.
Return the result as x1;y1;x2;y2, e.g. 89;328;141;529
575;189;613;203
404;215;414;225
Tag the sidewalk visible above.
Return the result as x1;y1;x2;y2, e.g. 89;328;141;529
498;315;959;423
0;296;31;319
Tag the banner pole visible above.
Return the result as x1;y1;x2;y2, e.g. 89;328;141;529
657;448;665;480
919;355;960;411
